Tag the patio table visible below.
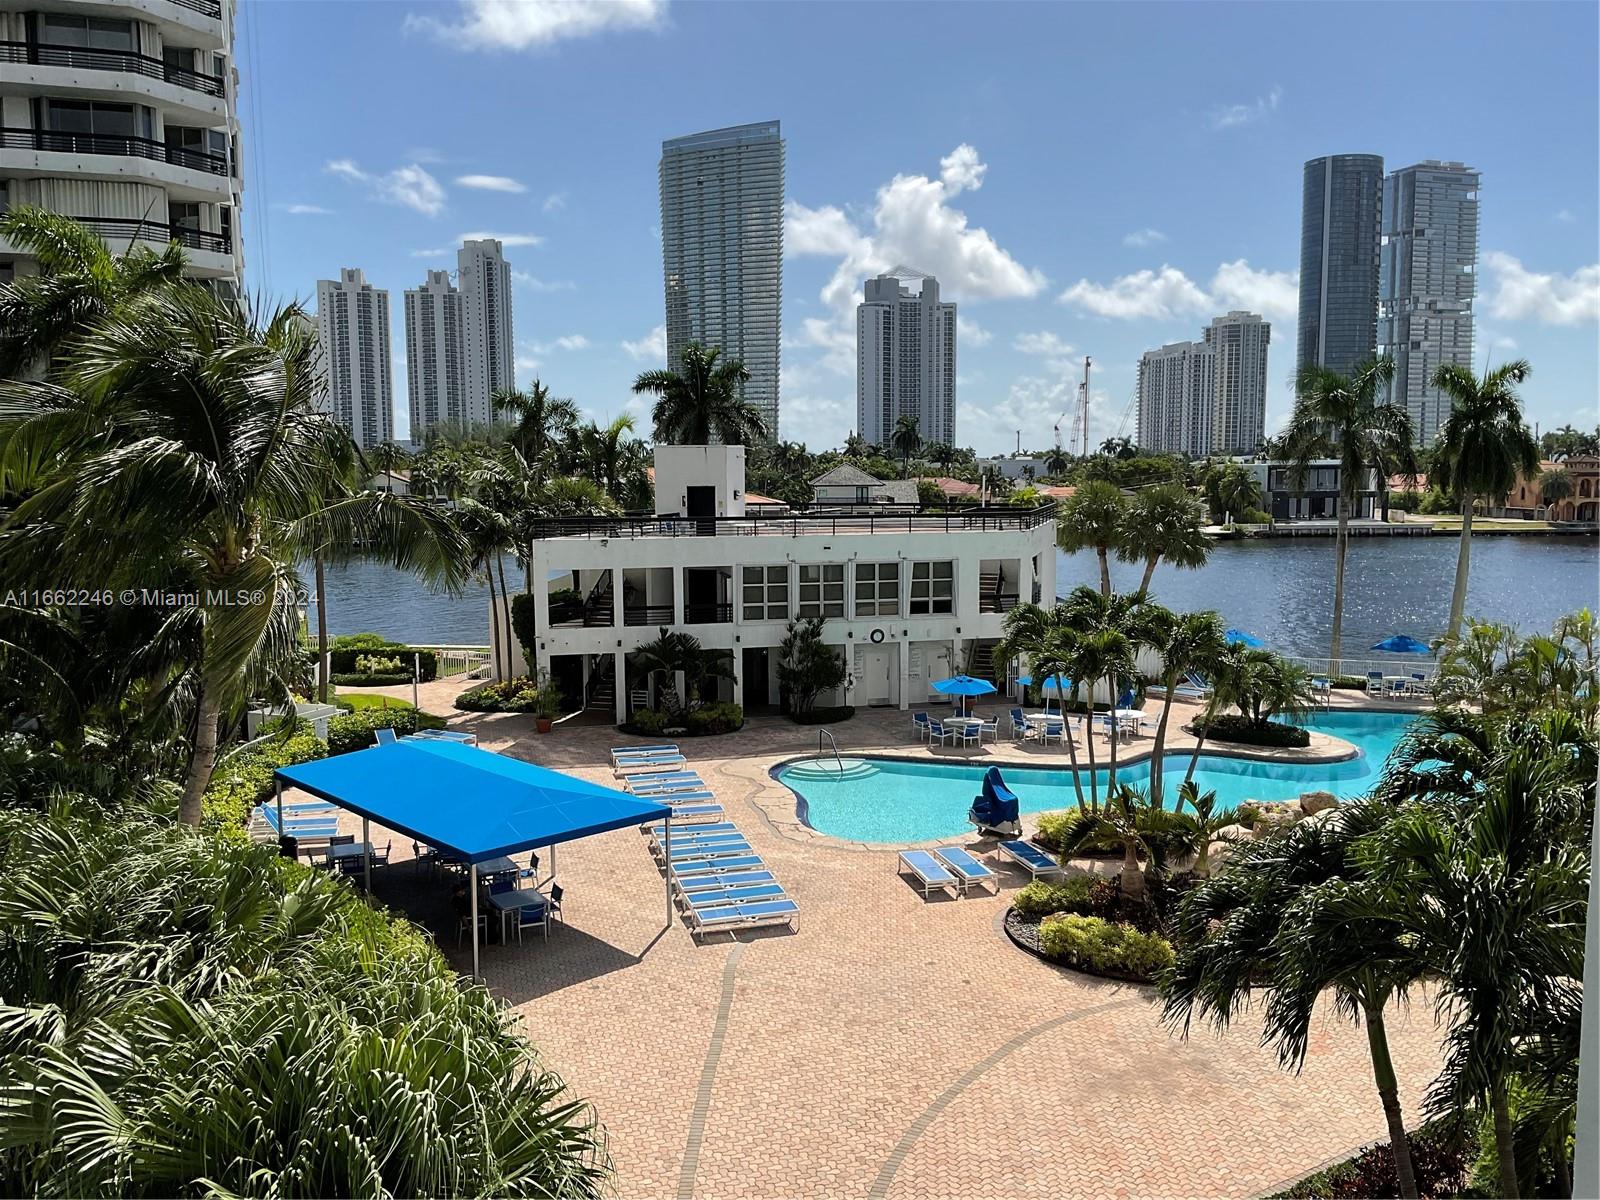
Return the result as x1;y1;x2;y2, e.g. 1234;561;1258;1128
486;887;548;943
324;842;373;866
1112;708;1146;736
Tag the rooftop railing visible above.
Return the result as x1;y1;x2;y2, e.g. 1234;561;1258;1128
0;42;225;97
526;502;1057;541
167;0;224;19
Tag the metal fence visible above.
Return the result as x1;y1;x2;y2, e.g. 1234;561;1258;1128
411;645;492;680
1285;655;1435;681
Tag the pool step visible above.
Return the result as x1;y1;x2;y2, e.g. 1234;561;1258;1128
782;757;878;782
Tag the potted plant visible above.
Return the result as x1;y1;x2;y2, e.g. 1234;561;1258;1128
534;672;562;734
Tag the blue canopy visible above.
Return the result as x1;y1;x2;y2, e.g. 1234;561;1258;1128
1225;628;1265;648
931;675;998;697
273;740;671;864
1371;634;1431;654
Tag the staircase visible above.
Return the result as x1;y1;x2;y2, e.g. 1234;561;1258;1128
582;576;614;627
585;656;615;711
970;639;998;685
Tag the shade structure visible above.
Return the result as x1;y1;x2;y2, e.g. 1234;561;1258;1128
1371;634;1431;654
1225;628;1265;648
931;675;998;697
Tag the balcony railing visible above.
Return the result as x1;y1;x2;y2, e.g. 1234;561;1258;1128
683;603;733;625
623;604;676;627
65;214;230;254
0;127;228;175
168;0;223;17
0;42;225;97
524;502;1058;541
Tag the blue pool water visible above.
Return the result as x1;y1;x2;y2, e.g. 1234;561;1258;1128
777;710;1418;844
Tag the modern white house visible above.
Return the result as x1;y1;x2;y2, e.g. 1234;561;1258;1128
494;445;1057;723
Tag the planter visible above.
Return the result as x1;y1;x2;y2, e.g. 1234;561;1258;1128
536;718;553;734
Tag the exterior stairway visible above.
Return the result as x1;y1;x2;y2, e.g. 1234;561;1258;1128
970;639;999;685
585;656;615;711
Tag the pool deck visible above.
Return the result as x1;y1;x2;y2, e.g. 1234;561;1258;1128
288;683;1445;1200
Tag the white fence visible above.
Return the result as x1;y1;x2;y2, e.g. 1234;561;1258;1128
1285;655;1435;681
412;645;493;680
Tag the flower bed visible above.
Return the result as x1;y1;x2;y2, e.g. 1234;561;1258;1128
621;702;744;737
1004;872;1178;984
1187;713;1311;748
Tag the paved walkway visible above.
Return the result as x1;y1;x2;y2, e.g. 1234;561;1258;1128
300;682;1445;1200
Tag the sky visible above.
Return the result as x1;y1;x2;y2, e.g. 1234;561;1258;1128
242;0;1600;454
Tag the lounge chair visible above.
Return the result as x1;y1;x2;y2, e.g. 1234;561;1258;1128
912;711;932;741
897;849;959;898
375;727;398;746
670;854;765;877
681;882;788;910
656;832;748;856
666;839;754;863
645;820;738;840
626;773;705;792
997;839;1066;880
675;870;776;894
407;728;478;746
630;782;712;799
935;847;1000;895
610;742;679;759
662;803;725;823
688;897;799;939
614;755;687;776
611;747;683;764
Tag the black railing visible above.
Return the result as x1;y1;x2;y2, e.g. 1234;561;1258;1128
683;603;733;624
63;214;230;254
168;0;223;18
0;42;225;97
623;604;676;627
524;502;1057;541
980;593;1020;614
1;127;228;175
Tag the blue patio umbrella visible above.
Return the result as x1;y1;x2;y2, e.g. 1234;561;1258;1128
1225;628;1265;648
932;674;997;714
1371;634;1431;654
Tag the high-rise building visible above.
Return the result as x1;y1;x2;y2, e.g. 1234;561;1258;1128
1136;311;1269;458
1379;161;1480;443
457;238;513;425
315;267;392;450
0;0;245;293
1204;311;1270;454
403;269;465;438
856;267;957;448
659;121;783;440
1298;154;1383;377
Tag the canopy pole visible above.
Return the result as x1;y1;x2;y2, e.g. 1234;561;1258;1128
549;842;555;886
664;813;672;929
274;778;283;834
470;863;480;979
362;816;371;892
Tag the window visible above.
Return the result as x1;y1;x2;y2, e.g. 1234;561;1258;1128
40;14;136;51
854;561;899;618
797;563;844;618
909;561;954;615
40;98;150;138
741;565;788;621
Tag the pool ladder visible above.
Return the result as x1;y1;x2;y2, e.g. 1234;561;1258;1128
816;729;844;775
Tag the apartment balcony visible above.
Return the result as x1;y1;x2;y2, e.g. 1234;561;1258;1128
0;42;225;98
0;127;227;176
683;603;733;625
169;0;223;18
62;213;230;254
623;604;676;627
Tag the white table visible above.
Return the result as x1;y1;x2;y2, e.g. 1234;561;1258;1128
1112;708;1147;736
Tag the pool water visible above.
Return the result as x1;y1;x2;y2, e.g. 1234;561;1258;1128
777;709;1418;844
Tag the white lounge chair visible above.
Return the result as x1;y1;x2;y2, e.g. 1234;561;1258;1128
687;897;799;939
997;839;1065;880
934;847;1000;895
897;849;959;898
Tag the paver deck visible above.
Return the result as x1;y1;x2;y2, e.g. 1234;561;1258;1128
293;682;1445;1199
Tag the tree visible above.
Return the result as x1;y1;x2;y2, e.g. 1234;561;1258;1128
925;441;958;474
1118;483;1210;594
493;380;578;471
1056;586;1146;805
369;440;411;493
993;602;1089;809
1099;436;1137;460
1172;781;1231;878
576;415;648;508
1144;609;1227;809
1043;445;1071;476
1538;466;1574;507
1540;423;1599;460
1282;358;1415;673
842;432;871;459
0;287;465;823
1181;645;1313;787
1053;784;1186;902
891;414;921;474
633;342;764;445
1200;461;1261;523
777;618;845;715
1056;480;1128;595
632;628;734;714
1430;361;1540;639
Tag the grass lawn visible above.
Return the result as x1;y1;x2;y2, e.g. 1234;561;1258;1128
338;692;416;712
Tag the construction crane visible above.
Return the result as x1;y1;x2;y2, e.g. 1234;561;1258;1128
1052;356;1092;457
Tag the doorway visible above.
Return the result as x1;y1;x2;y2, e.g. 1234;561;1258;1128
860;647;893;707
742;646;773;711
687;485;716;535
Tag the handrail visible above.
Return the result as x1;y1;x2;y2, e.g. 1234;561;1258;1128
0;127;228;175
519;502;1058;541
0;41;225;97
816;729;844;775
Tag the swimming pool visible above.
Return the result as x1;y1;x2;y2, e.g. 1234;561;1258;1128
776;709;1418;844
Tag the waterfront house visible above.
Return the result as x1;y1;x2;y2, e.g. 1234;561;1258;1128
1248;459;1380;521
1498;457;1599;523
497;445;1057;722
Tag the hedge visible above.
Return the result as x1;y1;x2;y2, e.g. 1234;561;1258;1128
202;732;327;838
457;677;543;713
325;707;446;755
1273;1120;1475;1199
791;705;855;725
330;671;413;687
1189;714;1311;748
621;702;745;737
325;633;438;683
1012;874;1101;918
1037;913;1175;982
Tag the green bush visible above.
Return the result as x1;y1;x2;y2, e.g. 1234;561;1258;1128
325;707;445;755
330;671;413;686
326;633;437;683
630;707;669;734
1034;807;1090;851
686;701;744;735
1329;674;1369;690
1037;913;1175;981
0;802;610;1196
457;676;542;712
1013;874;1098;918
202;732;327;838
1234;801;1260;829
1240;508;1273;524
510;593;538;672
791;704;855;725
1190;713;1310;748
330;632;393;651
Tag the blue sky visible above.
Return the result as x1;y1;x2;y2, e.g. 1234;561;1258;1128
243;0;1599;453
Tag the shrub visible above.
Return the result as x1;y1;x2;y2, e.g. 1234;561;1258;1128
1329;674;1369;690
325;707;446;755
1190;713;1310;748
1275;1120;1475;1199
1234;801;1261;829
686;701;744;735
330;671;413;686
1240;508;1273;524
791;704;855;725
1013;874;1098;918
1037;913;1175;981
457;677;542;712
630;707;669;734
355;652;404;674
326;635;437;683
202;732;327;837
1034;806;1090;851
330;631;393;651
777;617;846;715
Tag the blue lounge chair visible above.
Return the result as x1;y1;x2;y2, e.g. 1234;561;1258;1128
676;870;776;893
659;791;717;806
646;820;738;839
375;727;398;746
935;847;1000;895
670;854;764;877
614;755;687;775
682;883;788;909
667;840;753;863
407;728;478;746
688;897;799;939
897;849;958;898
658;833;748;855
663;804;725;823
610;742;679;761
627;775;706;793
997;839;1066;880
612;747;683;764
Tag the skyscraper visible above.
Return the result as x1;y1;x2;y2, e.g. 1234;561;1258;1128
856;268;957;448
1204;311;1271;454
403;269;465;438
458;238;514;425
0;0;245;294
1298;154;1384;377
1379;161;1480;443
659;121;784;440
315;268;392;450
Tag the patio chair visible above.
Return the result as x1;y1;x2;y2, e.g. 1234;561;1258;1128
1039;717;1065;746
951;721;980;749
934;847;1000;895
1009;707;1028;741
688;897;800;939
926;718;954;747
1311;677;1332;705
547;883;564;925
452;893;487;947
1366;672;1385;697
318;833;354;869
979;717;1000;744
997;839;1066;880
896;849;959;898
518;851;541;884
912;711;931;741
1409;672;1430;697
411;839;440;874
1387;676;1410;699
375;727;398;746
515;897;550;942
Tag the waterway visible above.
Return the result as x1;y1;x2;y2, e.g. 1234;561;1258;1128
314;535;1599;655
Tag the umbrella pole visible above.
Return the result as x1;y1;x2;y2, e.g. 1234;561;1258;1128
470;864;480;979
362;816;371;892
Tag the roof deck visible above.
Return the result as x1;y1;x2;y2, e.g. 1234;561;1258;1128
526;503;1057;541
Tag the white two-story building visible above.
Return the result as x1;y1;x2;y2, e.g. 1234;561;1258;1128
496;446;1058;723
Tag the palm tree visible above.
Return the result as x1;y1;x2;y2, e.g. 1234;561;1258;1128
1057;587;1147;802
633;342;764;445
631;627;734;713
1282;358;1415;673
1430;361;1540;639
925;441;959;474
1539;466;1574;509
1200;461;1261;523
454;497;516;681
577;414;644;506
842;432;871;459
1118;483;1210;594
0;287;466;823
891;415;921;474
1145;609;1227;809
493;380;579;471
1181;645;1313;787
0;205;187;376
993;602;1089;810
368;440;411;493
1054;784;1184;902
1171;781;1231;878
1043;445;1071;476
1057;480;1128;595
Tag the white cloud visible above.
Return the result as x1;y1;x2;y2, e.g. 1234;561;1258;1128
326;159;446;216
409;248;448;259
455;174;526;193
280;203;332;216
956;315;992;346
531;334;590;352
780;391;855;449
939;144;987;194
406;0;666;50
515;354;541;373
543;191;568;213
1211;85;1282;130
1123;228;1166;248
1555;209;1575;223
958;367;1118;455
621;324;666;362
1013;331;1074;357
1058;259;1297;322
512;271;575;292
1483;251;1600;325
458;231;542;247
784;202;867;258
